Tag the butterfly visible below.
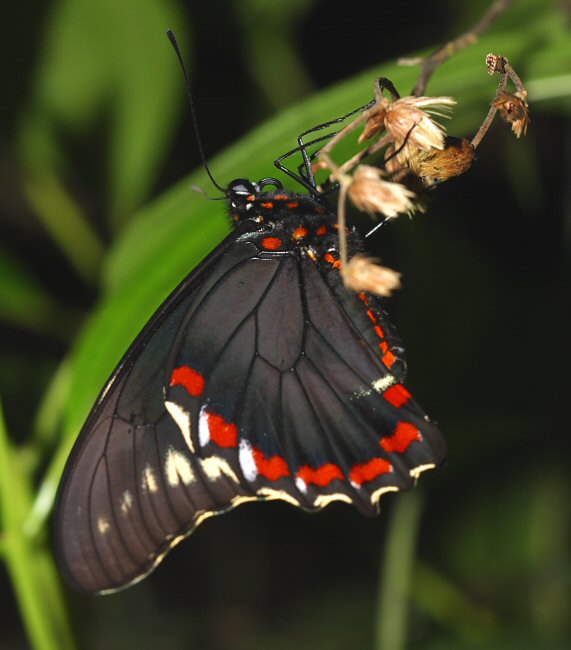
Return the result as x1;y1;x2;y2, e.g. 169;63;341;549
54;104;446;595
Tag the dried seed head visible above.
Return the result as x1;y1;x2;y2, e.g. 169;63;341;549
385;96;456;151
408;136;475;183
493;91;530;138
486;53;507;75
348;165;415;217
343;254;402;296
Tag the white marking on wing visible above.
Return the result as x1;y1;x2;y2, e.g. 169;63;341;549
97;517;110;535
165;400;194;452
370;485;399;506
410;463;436;479
313;493;353;508
372;375;397;393
257;487;300;507
199;456;239;483
198;405;210;447
295;477;308;494
120;490;133;515
142;464;158;494
165;446;195;487
239;439;257;481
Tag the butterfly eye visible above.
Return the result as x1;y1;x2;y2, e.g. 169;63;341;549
227;178;258;196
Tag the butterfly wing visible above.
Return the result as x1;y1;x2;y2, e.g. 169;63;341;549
55;233;259;593
55;227;445;594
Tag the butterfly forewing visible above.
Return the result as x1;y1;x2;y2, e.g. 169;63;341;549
55;191;445;594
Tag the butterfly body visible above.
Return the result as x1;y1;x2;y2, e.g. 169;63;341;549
55;185;445;594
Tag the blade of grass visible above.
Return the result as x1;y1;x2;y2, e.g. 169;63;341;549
0;400;75;650
22;168;105;286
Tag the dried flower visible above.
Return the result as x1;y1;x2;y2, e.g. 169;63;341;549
384;96;456;151
486;53;506;75
348;165;415;217
493;91;530;138
358;107;388;143
343;255;401;296
408;136;475;183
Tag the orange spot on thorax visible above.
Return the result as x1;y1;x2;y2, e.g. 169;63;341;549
324;253;341;269
262;237;283;250
292;226;308;241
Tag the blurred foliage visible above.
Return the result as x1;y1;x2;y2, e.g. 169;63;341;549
0;0;570;648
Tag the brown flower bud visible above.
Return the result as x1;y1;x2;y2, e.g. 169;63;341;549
408;136;475;183
493;91;530;138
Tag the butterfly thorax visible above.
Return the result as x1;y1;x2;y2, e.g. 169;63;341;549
228;189;363;265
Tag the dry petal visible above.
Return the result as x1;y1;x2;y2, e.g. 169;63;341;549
359;108;388;143
384;96;456;151
348;165;415;217
343;255;402;296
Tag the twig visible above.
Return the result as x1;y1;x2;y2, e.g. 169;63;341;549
471;53;529;148
404;0;513;96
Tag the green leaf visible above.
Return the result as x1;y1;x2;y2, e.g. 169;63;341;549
19;0;187;223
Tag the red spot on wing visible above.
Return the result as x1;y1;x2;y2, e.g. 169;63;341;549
260;201;274;209
366;309;377;323
380;422;422;454
316;226;327;236
287;201;299;209
253;449;290;481
374;324;385;339
207;412;238;448
273;194;289;201
382;350;396;368
297;463;344;487
262;237;283;250
383;384;411;408
358;292;369;305
315;206;326;214
170;366;205;397
350;458;392;486
379;341;389;354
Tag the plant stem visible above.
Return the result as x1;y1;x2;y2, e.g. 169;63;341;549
375;490;423;650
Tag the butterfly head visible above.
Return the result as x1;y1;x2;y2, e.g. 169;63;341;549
226;177;283;207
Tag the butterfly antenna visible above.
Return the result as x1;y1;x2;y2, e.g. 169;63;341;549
166;29;226;194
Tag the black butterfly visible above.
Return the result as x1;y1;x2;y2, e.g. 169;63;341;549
55;127;446;594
